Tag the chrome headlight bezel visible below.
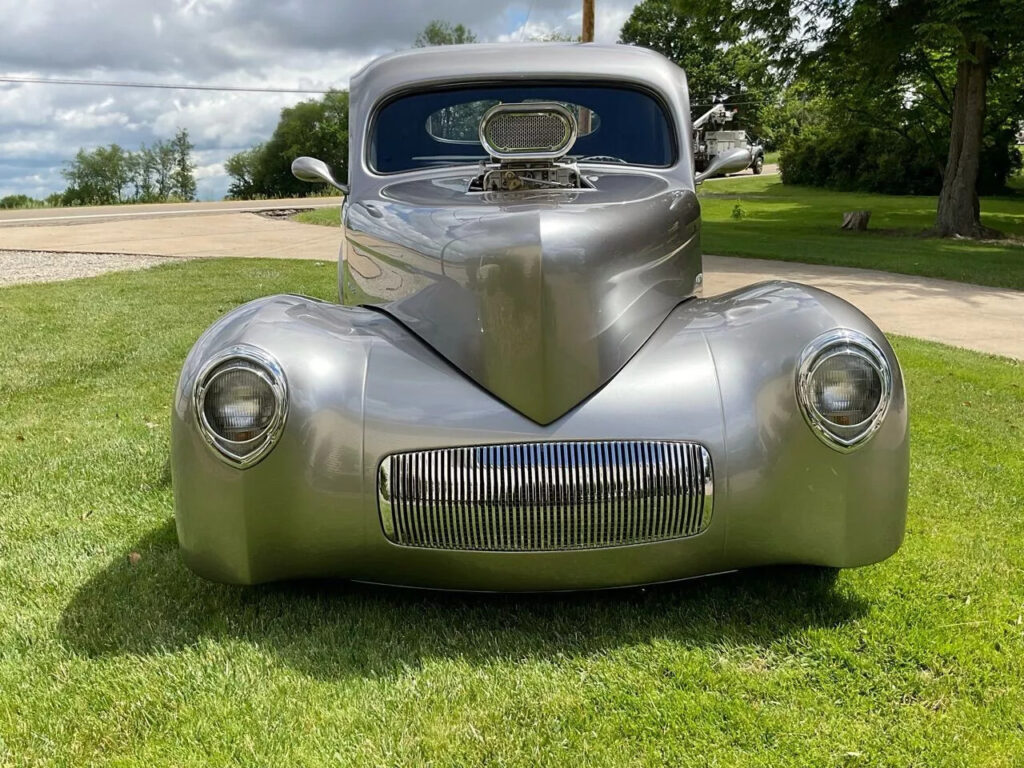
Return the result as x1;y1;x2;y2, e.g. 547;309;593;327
193;345;288;468
796;329;892;452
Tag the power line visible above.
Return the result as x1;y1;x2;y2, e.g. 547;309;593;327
0;75;334;94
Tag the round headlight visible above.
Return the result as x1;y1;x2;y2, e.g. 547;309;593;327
194;346;287;467
797;330;892;451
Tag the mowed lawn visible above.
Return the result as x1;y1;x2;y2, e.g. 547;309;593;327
2;259;1024;766
701;176;1024;289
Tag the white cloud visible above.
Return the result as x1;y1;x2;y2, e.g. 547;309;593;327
0;0;640;200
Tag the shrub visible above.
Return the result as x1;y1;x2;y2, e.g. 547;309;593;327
781;126;1021;196
0;194;44;209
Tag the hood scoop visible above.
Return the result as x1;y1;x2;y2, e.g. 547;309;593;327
345;178;701;424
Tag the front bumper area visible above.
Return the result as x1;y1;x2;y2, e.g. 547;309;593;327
171;282;908;589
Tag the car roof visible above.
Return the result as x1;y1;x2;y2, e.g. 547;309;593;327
349;43;687;112
346;44;695;188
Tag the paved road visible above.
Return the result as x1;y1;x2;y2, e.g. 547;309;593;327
1;205;1020;360
0;212;342;259
0;197;343;226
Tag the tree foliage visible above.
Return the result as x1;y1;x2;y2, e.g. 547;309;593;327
414;20;478;47
0;194;44;209
224;91;349;199
780;0;1023;224
658;0;1024;234
224;145;264;200
60;128;196;206
620;0;781;139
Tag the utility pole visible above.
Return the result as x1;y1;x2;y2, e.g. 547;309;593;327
579;0;595;134
582;0;595;42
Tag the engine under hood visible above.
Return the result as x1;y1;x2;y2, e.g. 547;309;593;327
343;172;702;424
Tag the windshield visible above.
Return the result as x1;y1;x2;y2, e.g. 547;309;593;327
371;84;675;173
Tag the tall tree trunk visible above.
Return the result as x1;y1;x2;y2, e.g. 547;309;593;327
935;39;992;238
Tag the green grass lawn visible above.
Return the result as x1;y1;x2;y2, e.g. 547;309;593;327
293;207;341;227
2;259;1023;766
294;179;1024;290
701;176;1024;289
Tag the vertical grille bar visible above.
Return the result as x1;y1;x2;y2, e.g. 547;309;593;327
382;441;712;551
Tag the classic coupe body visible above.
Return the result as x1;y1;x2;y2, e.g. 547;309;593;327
172;44;908;589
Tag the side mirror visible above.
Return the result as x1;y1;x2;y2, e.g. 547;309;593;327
291;156;349;195
694;147;753;184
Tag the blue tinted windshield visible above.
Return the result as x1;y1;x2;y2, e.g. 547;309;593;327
372;84;675;173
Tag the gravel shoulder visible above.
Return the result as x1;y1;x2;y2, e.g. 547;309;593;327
0;250;174;287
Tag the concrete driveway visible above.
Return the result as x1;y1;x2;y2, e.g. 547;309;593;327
704;256;1023;360
1;206;1021;360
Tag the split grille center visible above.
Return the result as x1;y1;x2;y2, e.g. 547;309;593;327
378;440;713;552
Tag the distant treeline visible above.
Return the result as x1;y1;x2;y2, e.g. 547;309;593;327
61;128;197;205
2;128;198;209
0;193;61;209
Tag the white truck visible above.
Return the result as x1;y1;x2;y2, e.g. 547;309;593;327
693;104;765;177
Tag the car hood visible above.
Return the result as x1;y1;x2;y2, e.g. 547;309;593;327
343;172;701;424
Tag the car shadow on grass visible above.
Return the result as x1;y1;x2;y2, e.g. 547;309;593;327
57;519;868;680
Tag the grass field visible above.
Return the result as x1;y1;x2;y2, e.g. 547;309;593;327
701;176;1024;289
295;178;1024;290
2;259;1023;766
293;207;341;227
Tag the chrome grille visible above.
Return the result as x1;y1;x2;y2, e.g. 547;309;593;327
378;441;713;552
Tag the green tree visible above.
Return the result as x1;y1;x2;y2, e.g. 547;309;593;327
171;128;197;201
620;0;781;138
414;20;477;47
528;31;580;42
154;140;176;200
58;131;197;206
224;144;264;200
61;144;131;205
224;90;349;199
668;0;1024;236
924;0;1024;234
0;194;42;209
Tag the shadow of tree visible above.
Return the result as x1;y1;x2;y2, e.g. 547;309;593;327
58;520;868;681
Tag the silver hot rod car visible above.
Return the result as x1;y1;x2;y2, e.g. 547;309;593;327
172;44;908;589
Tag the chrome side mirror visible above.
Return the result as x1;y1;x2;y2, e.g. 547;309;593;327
291;156;349;195
694;147;753;184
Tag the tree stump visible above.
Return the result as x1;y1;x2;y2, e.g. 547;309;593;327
841;210;871;230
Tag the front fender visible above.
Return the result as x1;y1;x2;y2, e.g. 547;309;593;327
695;282;908;568
171;281;907;587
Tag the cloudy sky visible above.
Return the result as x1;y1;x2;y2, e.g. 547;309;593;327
0;0;637;201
